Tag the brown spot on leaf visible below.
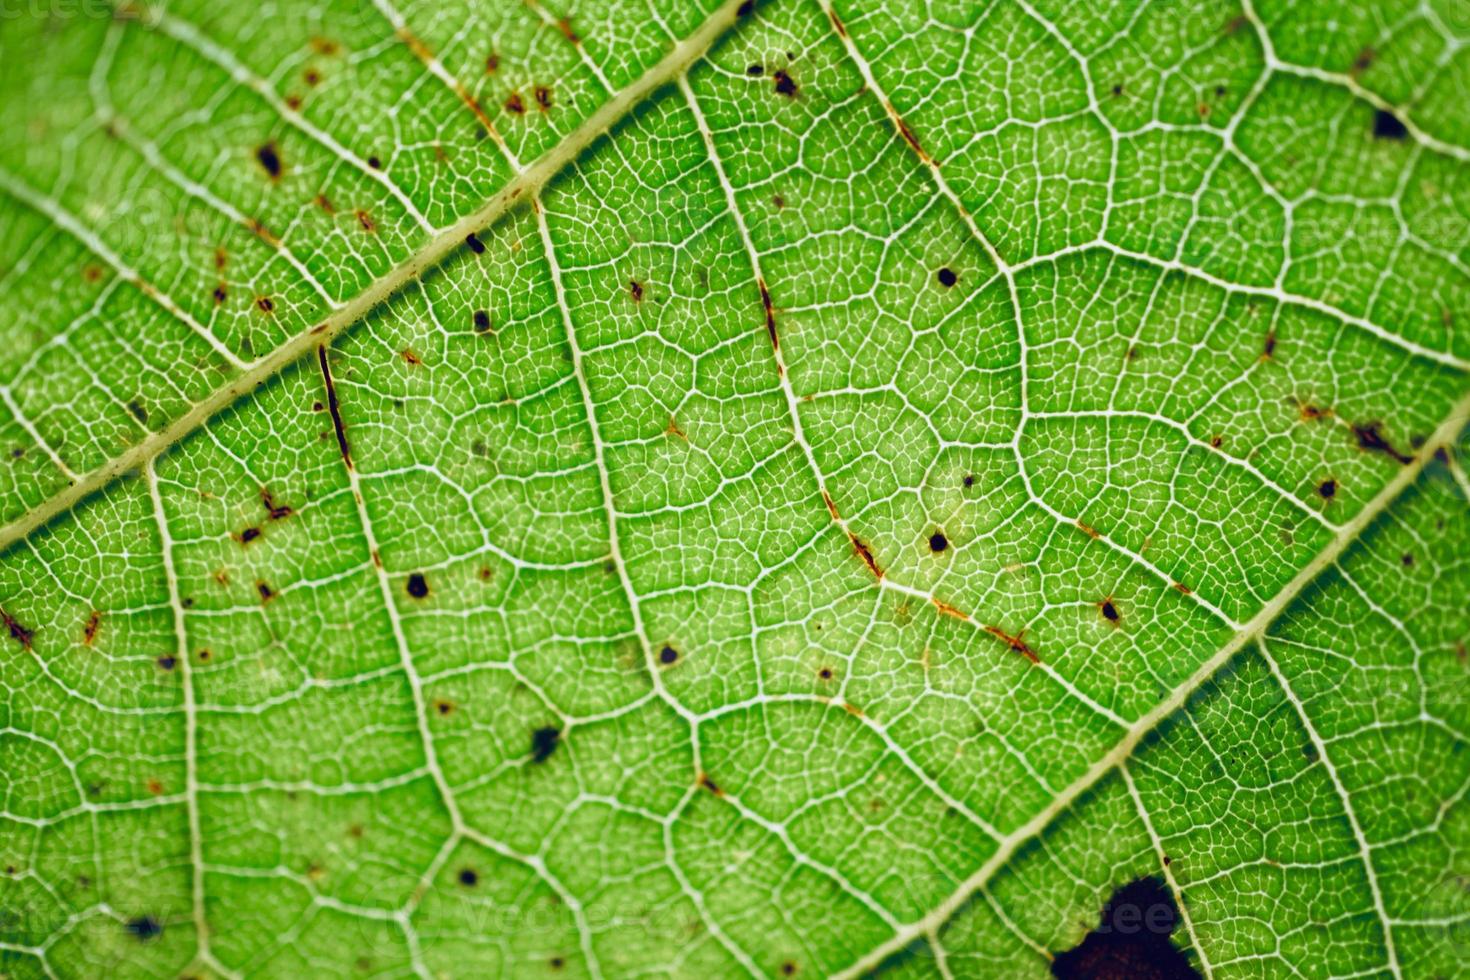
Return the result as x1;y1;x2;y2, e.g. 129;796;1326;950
697;772;723;796
212;284;228;304
236;526;261;545
505;91;525;114
1101;599;1120;623
83;610;101;646
401;348;422;367
256;296;275;314
932;597;968;621
257;581;275;603
758;278;779;353
485;52;499;74
1352;421;1414;464
1261;330;1276;358
355;210;376;233
772;69;797;98
3;609;34;650
984;624;1039;664
261;487;293;521
629;279;644;303
849;533;883;579
535;86;553;111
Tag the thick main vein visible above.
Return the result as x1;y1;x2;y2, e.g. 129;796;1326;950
0;0;754;556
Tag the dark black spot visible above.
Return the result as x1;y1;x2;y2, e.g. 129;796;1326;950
465;233;486;255
1302;741;1319;763
473;309;491;333
781;963;797;976
458;868;478;886
255;142;282;179
550;959;565;971
737;0;754;16
659;645;678;665
772;69;797;98
1317;479;1336;500
1110;84;1122;96
1401;552;1414;567
505;91;526;114
818;667;833;680
406;573;429;599
1101;600;1119;623
212;285;228;304
1372;108;1408;140
1352;421;1413;464
1051;877;1199;980
962;474;974;487
257;581;274;602
367;155;383;169
125;916;163;942
531;726;561;763
629;279;644;302
240;527;261;544
535;86;553;110
127;400;148;424
936;267;958;288
256;296;275;314
747;64;764;76
928;532;948;553
157;655;176;671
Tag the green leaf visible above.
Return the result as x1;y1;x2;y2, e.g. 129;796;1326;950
1;1;1468;977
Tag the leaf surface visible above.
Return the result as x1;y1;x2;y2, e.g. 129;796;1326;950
1;1;1468;977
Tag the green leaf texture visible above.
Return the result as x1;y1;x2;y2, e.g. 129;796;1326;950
1;0;1469;977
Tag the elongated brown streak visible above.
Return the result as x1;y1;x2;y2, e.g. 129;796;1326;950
317;345;353;470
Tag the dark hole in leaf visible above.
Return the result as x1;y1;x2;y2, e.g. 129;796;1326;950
928;532;948;553
406;573;429;599
1052;877;1200;980
473;310;491;332
531;726;561;762
1317;479;1336;500
255;142;282;179
937;267;958;288
125;916;162;942
1371;108;1408;140
659;645;678;665
458;868;478;886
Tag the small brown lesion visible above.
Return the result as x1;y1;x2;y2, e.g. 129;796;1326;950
758;278;779;355
2;609;35;650
355;210;376;233
821;490;840;521
401;348;422;367
1351;420;1414;465
931;596;968;621
505;92;526;115
1171;580;1192;596
1075;520;1100;540
629;279;644;303
83;609;102;646
556;17;579;44
696;772;723;797
261;487;293;521
983;624;1039;664
849;533;883;579
664;416;687;441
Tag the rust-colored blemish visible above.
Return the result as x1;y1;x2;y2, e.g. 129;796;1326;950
371;549;383;569
1298;401;1331;422
849;533;883;579
145;778;164;795
758;278;779;355
983;624;1039;664
313;193;336;215
261;487;293;521
1075;520;1100;540
309;37;340;56
247;218;281;248
931;596;969;621
506;91;526;115
665;416;687;441
83;610;101;646
1172;581;1192;596
697;772;723;797
1262;330;1276;359
821;490;840;521
2;609;33;650
841;700;863;718
826;4;848;37
556;17;578;43
401;348;422;366
355;210;376;233
534;85;553;111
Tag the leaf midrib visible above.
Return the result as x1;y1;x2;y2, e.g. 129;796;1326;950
0;0;752;555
